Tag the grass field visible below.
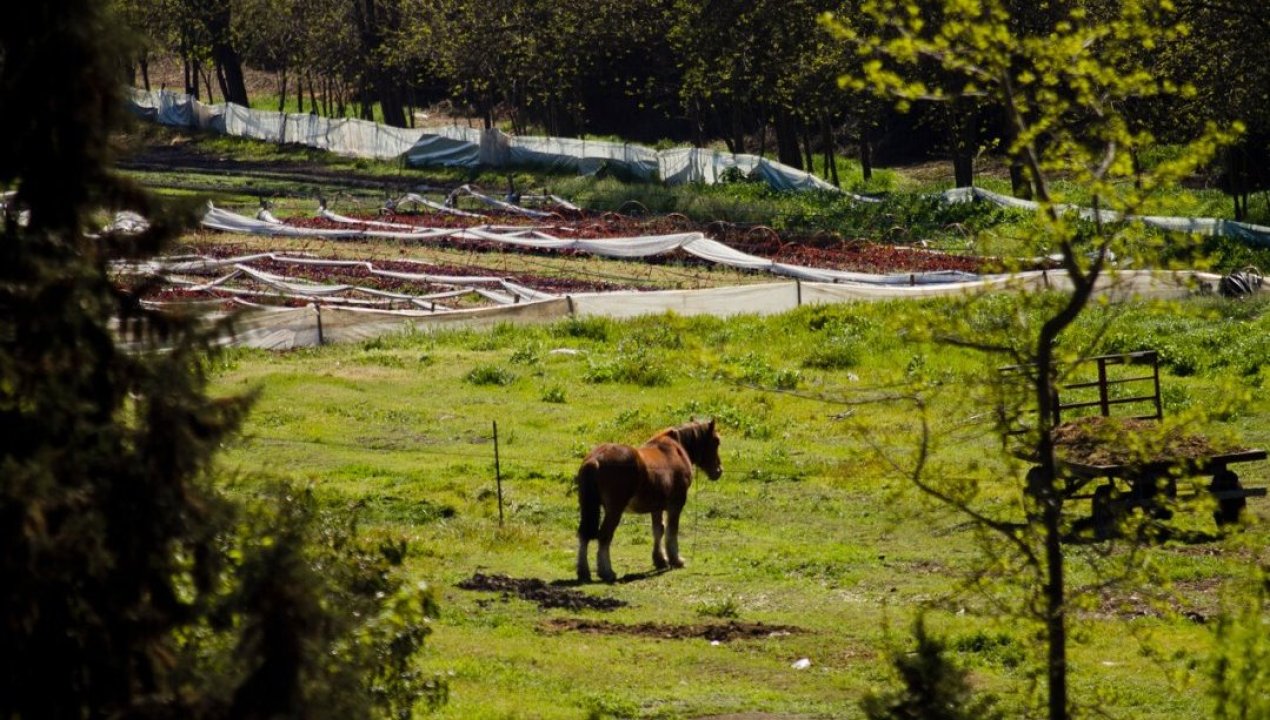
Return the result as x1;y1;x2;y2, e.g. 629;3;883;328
208;299;1270;719
117;122;1270;718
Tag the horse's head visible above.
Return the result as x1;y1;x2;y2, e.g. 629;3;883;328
673;419;722;481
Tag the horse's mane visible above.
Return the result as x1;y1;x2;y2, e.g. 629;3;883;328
667;420;712;463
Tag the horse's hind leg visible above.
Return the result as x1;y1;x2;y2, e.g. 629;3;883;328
576;536;591;583
666;506;686;568
596;506;624;583
651;511;669;570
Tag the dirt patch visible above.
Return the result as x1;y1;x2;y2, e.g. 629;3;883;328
456;573;627;612
1087;574;1225;624
541;617;803;642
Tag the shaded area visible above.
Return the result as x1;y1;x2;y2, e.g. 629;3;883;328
540;617;802;642
457;573;627;611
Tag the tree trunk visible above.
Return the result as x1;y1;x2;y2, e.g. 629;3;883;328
859;131;873;183
731;107;745;156
951;103;976;188
1030;235;1104;720
775;110;802;170
309;73;319;116
183;56;192;96
214;62;230;105
359;78;374;121
201;65;217;104
353;0;407;127
802;125;815;176
207;1;249;105
139;56;150;92
191;57;201;102
378;86;407;128
1035;353;1069;720
691;100;704;150
823;118;839;186
1228;147;1249;221
953;153;974;188
1002;102;1032;198
278;69;287;113
217;50;249;105
1009;163;1031;198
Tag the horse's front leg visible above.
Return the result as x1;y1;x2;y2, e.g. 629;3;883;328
651;511;669;570
596;507;624;583
666;505;686;568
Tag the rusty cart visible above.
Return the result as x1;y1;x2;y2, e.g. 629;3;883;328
1002;350;1267;539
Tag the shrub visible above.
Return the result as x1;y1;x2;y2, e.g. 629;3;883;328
861;619;1004;720
584;354;672;387
465;365;516;386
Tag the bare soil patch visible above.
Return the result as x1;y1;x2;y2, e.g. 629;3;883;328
457;573;627;612
540;617;803;642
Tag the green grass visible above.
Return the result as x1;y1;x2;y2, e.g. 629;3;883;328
210;297;1270;719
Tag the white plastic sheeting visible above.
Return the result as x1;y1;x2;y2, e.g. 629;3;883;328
197;270;1222;349
201;204;987;286
943;187;1270;247
128;89;839;192
124;252;555;310
213;297;572;349
128;88;1269;243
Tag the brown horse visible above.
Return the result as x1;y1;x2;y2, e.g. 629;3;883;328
576;419;723;583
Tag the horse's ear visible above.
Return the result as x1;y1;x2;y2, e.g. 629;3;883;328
666;427;681;444
708;418;716;432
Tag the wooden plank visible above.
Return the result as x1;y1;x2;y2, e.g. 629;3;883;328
1059;395;1160;411
1062;375;1158;390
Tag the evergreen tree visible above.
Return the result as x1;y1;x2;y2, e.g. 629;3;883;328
1;2;442;717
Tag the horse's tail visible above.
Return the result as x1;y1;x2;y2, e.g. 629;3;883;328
577;459;602;541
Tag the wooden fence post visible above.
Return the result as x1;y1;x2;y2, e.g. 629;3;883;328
493;420;504;527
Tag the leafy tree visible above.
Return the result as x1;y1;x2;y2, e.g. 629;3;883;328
1209;563;1270;720
1;1;441;717
824;1;1239;719
1164;1;1270;220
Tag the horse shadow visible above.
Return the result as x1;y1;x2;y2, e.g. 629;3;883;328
550;567;671;588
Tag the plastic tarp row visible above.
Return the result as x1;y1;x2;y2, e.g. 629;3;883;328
206;270;1221;349
216;297;573;350
131;89;421;160
122;252;555;309
128;89;837;192
203;204;987;286
129;88;1267;243
943;187;1270;247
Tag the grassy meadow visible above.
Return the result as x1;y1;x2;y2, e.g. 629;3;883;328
209;296;1270;720
118;122;1270;718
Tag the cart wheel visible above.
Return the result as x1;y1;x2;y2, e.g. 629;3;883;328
1210;469;1246;526
1092;484;1117;540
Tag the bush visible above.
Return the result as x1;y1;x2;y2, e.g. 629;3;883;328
466;364;516;386
584;353;672;387
861;619;1004;720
